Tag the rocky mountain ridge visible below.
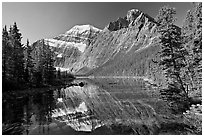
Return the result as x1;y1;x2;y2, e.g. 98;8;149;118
105;9;157;31
33;9;164;83
69;9;163;84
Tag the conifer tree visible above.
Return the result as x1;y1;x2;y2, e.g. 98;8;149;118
46;43;56;84
9;22;25;84
41;40;49;84
31;39;56;86
35;39;45;85
156;6;189;112
2;26;9;82
24;39;34;83
181;2;202;95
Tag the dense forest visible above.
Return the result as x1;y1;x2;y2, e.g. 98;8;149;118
2;23;74;91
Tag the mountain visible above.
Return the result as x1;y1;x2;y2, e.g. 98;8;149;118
32;25;102;71
32;9;165;84
68;9;164;84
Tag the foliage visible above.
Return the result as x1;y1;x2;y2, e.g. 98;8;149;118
160;84;189;113
2;22;64;90
156;6;190;113
2;23;24;89
181;2;202;97
9;22;25;84
31;39;56;86
183;104;202;134
24;39;34;83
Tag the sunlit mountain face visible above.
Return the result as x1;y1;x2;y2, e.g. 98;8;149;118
32;25;102;72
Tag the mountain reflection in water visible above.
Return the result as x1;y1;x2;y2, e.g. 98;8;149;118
2;78;170;135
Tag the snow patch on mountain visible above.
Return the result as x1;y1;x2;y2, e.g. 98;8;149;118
66;24;102;34
45;38;86;52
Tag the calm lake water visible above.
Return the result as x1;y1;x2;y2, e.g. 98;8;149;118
2;78;172;135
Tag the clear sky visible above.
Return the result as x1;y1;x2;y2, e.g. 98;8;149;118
2;2;193;44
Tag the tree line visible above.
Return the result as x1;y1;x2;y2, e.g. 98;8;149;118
156;2;202;113
2;22;71;90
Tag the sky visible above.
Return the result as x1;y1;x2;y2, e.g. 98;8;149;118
2;2;193;44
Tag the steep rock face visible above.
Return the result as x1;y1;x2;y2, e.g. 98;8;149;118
71;9;163;83
105;9;157;31
35;25;101;70
106;17;129;31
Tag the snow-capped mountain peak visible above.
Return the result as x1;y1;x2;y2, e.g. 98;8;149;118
66;24;102;34
39;24;101;72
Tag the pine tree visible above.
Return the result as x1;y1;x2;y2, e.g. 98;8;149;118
156;6;189;113
35;39;46;86
2;26;9;82
181;10;196;94
41;39;49;85
24;39;34;83
46;43;56;84
31;39;56;86
192;2;202;93
181;2;202;96
9;22;25;84
2;25;15;88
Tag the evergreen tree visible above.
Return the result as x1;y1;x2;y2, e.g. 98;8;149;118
9;22;25;84
156;6;189;112
33;40;45;86
191;2;202;92
24;39;34;83
3;22;57;89
181;2;202;95
31;39;56;86
181;10;195;94
2;26;9;82
41;39;49;85
46;43;56;84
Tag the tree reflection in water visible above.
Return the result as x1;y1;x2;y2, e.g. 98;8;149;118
3;78;186;135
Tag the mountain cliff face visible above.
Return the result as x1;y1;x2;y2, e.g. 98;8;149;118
33;25;101;71
68;9;163;83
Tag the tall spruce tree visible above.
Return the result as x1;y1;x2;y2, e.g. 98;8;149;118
9;22;25;84
192;2;202;93
2;26;9;82
41;39;49;84
46;43;56;84
156;6;189;112
181;2;202;96
34;39;45;86
24;39;34;83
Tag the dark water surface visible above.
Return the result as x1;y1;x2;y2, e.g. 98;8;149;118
2;78;173;135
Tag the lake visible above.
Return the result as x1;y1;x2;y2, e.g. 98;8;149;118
2;78;187;135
